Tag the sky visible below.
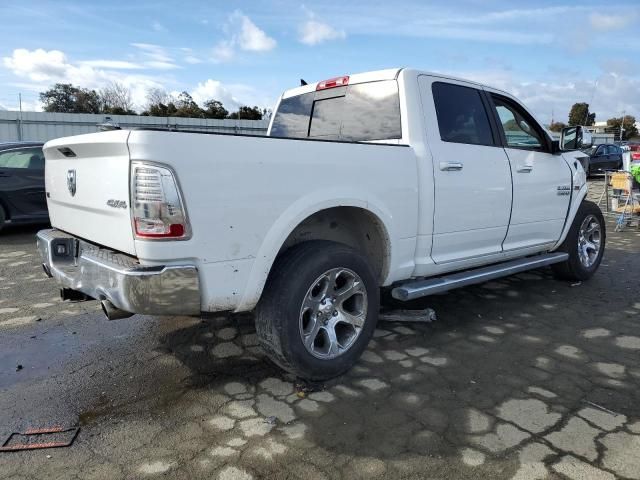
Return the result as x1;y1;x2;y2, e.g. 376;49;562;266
0;0;639;125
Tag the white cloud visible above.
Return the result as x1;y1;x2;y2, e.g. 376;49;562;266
130;43;178;69
79;60;143;69
2;48;165;111
190;79;241;110
212;41;235;63
208;11;276;62
589;13;635;31
234;12;277;51
3;49;68;82
180;48;202;65
299;20;345;45
1;48;270;113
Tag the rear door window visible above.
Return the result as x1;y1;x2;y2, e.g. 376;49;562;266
271;80;401;142
431;82;494;146
0;148;44;169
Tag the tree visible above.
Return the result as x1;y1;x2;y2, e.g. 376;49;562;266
174;91;203;118
227;106;265;120
99;82;136;115
568;102;595;126
142;88;177;117
203;99;228;119
606;115;638;141
548;121;567;132
40;83;101;113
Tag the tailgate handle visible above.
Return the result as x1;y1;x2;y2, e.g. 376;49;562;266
517;165;533;173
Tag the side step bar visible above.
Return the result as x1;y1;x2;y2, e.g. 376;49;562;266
392;252;569;301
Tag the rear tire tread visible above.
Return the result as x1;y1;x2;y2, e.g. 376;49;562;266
256;240;378;380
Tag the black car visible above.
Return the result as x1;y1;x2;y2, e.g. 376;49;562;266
580;143;624;176
0;141;48;231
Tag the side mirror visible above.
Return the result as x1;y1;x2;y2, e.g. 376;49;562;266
560;125;593;151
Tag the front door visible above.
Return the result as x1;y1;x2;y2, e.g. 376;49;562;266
419;77;513;264
487;92;572;251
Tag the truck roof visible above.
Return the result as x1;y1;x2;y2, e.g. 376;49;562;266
280;67;510;99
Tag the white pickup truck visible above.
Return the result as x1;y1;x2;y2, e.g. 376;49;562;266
37;68;605;380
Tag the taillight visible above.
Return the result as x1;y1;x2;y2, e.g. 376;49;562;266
632;152;640;160
131;162;190;240
316;76;349;91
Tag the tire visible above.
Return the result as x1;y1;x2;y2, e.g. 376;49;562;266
552;200;606;281
256;240;379;380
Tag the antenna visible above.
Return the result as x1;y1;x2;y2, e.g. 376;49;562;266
300;79;308;86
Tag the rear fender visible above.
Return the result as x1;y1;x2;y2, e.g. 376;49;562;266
235;191;394;312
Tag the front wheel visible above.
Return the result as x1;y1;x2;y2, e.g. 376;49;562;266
552;200;605;281
256;240;379;380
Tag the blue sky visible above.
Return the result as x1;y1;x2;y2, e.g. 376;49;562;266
1;0;639;124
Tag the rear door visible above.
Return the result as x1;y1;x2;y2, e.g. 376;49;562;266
607;145;622;170
419;77;513;264
486;92;572;250
0;147;47;219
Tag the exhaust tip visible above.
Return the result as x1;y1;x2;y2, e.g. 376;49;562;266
101;300;133;321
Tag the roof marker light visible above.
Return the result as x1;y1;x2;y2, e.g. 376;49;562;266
316;76;349;91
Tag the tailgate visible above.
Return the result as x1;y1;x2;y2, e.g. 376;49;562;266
43;130;135;256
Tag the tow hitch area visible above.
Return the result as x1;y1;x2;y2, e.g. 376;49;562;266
60;288;91;302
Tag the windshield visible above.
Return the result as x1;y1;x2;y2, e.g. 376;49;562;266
270;80;401;142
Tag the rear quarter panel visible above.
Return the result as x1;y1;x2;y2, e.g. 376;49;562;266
127;130;419;311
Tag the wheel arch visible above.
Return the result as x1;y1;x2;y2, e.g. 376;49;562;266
235;198;394;312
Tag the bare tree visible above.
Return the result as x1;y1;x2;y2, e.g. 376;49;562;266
145;87;170;108
99;81;135;114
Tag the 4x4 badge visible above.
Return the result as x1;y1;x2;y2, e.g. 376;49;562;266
67;169;77;197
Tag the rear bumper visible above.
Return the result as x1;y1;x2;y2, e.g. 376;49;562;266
36;229;200;316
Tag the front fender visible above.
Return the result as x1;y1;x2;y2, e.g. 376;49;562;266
235;189;395;312
552;160;588;250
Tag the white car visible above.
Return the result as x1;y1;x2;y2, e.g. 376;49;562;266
37;68;605;380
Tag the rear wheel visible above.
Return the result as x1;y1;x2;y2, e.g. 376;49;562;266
552;201;605;281
256;240;379;380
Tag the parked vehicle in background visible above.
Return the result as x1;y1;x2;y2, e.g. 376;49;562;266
629;143;640;162
0;142;47;231
37;68;604;380
580;143;624;176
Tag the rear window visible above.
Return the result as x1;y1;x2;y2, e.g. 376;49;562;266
270;80;401;142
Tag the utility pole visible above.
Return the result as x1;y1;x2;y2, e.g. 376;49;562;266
620;111;625;142
18;93;23;141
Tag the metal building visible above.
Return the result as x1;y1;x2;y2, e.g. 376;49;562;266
0;110;270;143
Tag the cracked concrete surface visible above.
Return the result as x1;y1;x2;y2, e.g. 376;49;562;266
2;180;640;479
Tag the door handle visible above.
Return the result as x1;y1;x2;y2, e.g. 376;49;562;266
517;165;533;173
0;172;10;178
439;162;463;171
